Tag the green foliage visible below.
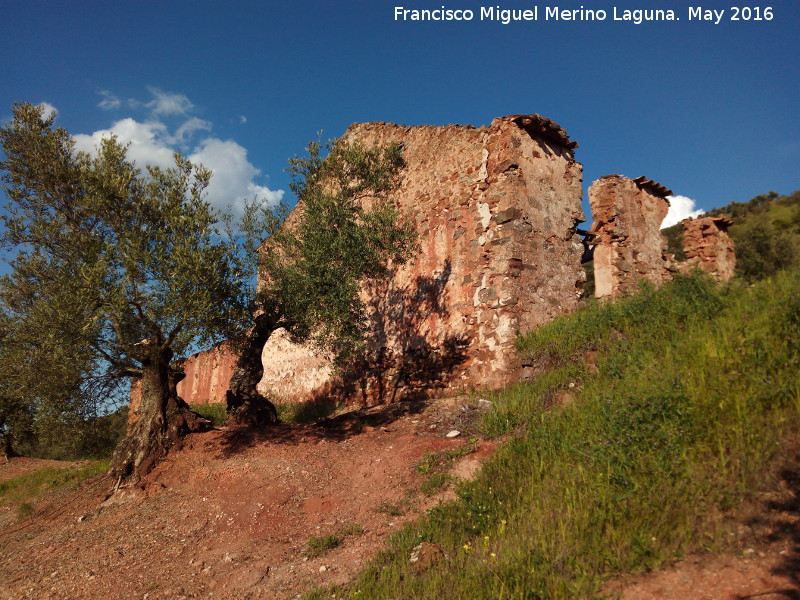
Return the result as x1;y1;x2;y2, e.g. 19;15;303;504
661;222;686;260
324;270;800;599
190;403;227;427
420;473;452;496
260;139;417;366
305;533;342;557
731;213;799;281
701;189;800;281
0;102;279;461
274;400;339;425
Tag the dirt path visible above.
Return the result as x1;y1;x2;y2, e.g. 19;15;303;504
0;398;490;600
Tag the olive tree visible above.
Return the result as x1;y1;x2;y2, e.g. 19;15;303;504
0;103;415;480
0;103;256;479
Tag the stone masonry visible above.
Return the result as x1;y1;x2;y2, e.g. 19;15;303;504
257;115;586;404
678;216;736;281
588;175;674;299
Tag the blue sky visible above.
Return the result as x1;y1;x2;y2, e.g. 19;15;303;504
2;0;798;225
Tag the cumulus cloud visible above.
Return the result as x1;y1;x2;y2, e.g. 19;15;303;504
37;102;58;120
74;118;175;170
76;88;283;215
190;139;284;211
662;195;705;229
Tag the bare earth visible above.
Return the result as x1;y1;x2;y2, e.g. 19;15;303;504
0;396;798;600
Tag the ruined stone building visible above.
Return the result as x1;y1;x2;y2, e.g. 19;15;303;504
138;114;735;411
678;216;736;280
585;175;736;299
587;175;674;299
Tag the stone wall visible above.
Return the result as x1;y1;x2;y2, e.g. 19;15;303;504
258;115;586;404
176;342;238;405
588;175;673;299
145;118;738;411
679;216;736;280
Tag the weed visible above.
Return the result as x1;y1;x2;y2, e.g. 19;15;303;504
0;461;109;508
375;500;406;517
338;522;365;536
191;403;226;426
276;400;339;425
421;473;452;496
415;452;441;475
328;270;800;599
304;533;341;557
16;502;33;519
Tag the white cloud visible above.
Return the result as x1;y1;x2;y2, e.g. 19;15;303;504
239;115;247;124
171;117;212;146
75;88;284;215
189;138;284;213
662;195;705;229
145;86;193;116
97;90;121;110
74;118;175;170
37;102;58;120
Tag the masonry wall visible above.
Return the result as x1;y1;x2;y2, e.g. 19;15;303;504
679;216;736;281
588;175;673;299
259;115;586;404
176;342;238;405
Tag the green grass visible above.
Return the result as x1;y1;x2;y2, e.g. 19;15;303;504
305;523;366;557
305;533;342;557
0;460;109;511
305;270;800;599
276;399;340;424
191;402;227;426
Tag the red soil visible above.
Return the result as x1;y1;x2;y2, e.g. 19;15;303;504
0;397;797;600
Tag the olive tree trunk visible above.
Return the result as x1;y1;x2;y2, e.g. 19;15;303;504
225;314;280;426
111;348;210;482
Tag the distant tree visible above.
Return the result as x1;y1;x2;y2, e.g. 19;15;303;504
225;139;417;424
0;103;256;480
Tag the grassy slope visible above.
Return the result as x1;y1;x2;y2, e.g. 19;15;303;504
307;270;800;599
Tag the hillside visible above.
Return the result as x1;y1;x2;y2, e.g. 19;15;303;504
1;269;798;599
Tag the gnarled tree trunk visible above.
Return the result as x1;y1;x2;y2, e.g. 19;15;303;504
111;348;210;482
225;313;280;426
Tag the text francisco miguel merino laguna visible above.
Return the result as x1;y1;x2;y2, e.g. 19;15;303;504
394;6;775;25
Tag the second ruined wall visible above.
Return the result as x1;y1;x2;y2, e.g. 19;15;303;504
588;175;673;299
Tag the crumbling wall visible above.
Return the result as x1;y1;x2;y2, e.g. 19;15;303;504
257;115;586;404
176;342;238;405
679;216;736;280
588;175;673;299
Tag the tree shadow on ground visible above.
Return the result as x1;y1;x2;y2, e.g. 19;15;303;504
738;465;800;599
213;398;429;459
215;259;470;458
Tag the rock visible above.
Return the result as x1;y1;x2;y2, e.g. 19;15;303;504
445;430;461;438
409;542;447;574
